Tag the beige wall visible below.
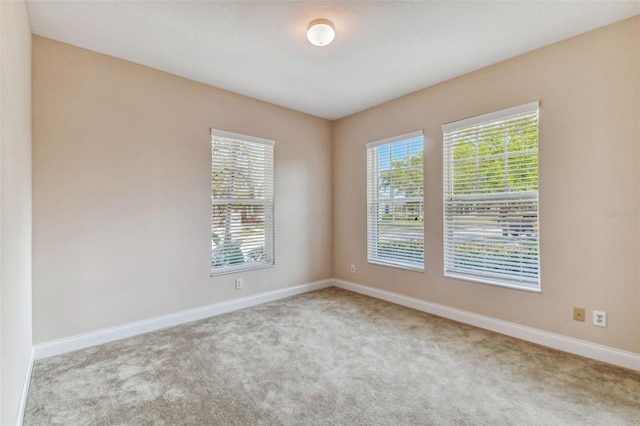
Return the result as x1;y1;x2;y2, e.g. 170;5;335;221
32;17;639;357
32;37;333;343
333;17;640;353
0;0;33;424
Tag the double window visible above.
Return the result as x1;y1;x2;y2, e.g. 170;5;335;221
211;129;274;274
442;102;540;291
367;131;424;271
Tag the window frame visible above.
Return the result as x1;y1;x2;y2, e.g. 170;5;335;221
442;102;541;292
211;129;275;276
366;130;425;272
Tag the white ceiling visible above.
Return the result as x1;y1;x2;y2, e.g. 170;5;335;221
27;1;640;120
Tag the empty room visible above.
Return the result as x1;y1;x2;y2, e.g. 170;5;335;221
1;0;639;424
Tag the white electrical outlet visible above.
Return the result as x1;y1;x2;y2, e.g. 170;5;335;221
593;310;606;327
235;278;243;290
350;264;356;273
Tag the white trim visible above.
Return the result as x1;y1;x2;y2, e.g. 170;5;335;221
31;277;640;371
210;261;273;277
442;101;539;132
17;347;35;426
444;272;541;293
368;259;425;273
365;130;423;149
33;279;332;360
210;128;275;146
333;279;640;372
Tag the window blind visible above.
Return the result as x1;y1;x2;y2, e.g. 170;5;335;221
211;129;274;274
442;102;540;291
367;131;424;271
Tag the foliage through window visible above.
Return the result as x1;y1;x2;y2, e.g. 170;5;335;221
211;130;274;274
442;102;540;291
367;131;424;271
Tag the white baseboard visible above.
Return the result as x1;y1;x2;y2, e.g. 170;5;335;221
333;279;640;372
32;277;640;372
34;279;332;360
17;347;35;426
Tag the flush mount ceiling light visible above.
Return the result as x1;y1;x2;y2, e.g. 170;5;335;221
307;19;335;47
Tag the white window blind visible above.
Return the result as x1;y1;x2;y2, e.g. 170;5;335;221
442;102;540;291
367;131;424;271
211;129;274;274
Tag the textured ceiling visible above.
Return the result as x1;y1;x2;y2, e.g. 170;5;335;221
27;1;640;120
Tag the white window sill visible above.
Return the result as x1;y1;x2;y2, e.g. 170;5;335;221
368;260;424;273
444;271;540;292
211;262;274;277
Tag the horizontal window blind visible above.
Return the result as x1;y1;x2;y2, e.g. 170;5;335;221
211;130;274;274
367;131;424;271
443;102;540;291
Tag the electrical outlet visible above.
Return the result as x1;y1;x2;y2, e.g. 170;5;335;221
235;278;243;290
593;310;607;327
350;264;356;274
573;307;585;322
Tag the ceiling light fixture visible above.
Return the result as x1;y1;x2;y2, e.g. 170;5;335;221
307;19;335;47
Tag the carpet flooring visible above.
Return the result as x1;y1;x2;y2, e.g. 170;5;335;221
24;287;640;425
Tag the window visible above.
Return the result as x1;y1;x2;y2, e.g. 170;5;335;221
442;102;540;291
211;129;274;274
367;131;424;271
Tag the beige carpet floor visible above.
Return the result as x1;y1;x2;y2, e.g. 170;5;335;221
24;287;640;425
